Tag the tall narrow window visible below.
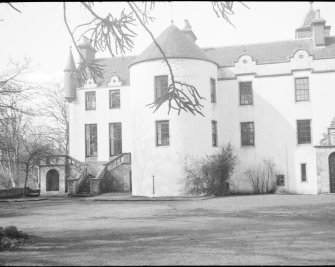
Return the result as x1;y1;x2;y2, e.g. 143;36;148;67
212;121;218;147
297;120;311;144
241;122;255;146
155;75;168;100
210;78;216;103
85;91;96;110
301;163;307;182
156;120;169;146
295;77;309;102
109;123;122;156
109;90;120;109
85;124;97;157
239;81;253;105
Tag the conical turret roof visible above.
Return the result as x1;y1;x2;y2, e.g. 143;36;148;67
64;48;76;71
130;24;217;67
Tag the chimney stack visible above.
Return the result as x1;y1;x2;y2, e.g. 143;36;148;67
78;36;97;62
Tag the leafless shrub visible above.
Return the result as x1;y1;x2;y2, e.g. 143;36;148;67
245;158;277;194
184;143;238;196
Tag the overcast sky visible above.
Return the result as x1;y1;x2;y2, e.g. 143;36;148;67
1;1;335;84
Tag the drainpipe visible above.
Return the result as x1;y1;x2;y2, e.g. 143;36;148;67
152;175;155;195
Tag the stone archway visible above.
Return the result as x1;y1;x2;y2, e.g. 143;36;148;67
329;152;335;193
46;169;59;191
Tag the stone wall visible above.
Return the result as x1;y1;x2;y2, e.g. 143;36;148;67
316;147;335;193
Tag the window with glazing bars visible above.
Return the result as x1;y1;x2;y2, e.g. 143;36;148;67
110;90;120;109
241;122;254;146
295;77;309;102
210;78;216;103
239;81;253;105
109;123;122;156
85;124;97;157
297;120;311;144
85;91;96;110
156;121;169;146
155;75;168;100
212;121;218;147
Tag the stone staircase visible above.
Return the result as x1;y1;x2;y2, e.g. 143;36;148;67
75;173;94;197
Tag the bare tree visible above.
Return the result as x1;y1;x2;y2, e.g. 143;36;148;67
3;2;247;116
38;83;69;154
20;127;55;197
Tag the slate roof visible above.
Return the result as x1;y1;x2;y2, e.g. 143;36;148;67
129;24;217;67
93;56;136;86
203;36;335;67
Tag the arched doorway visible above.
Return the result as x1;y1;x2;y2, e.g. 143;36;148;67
329;152;335;193
46;169;59;191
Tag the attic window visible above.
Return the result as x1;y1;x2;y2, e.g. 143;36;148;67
243;59;248;64
299;54;304;59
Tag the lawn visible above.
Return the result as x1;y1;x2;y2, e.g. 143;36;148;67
1;194;335;265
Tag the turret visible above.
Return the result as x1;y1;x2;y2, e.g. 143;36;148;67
64;47;77;102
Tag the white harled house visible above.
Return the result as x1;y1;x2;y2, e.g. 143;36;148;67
39;6;335;197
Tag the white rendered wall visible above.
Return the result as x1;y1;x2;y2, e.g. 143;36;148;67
129;59;218;197
68;84;131;162
218;57;335;194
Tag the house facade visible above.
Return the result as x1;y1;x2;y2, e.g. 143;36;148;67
41;6;335;197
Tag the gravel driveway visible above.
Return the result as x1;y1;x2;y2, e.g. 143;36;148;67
1;194;335;265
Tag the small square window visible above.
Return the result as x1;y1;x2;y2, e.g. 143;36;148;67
156;121;169;146
239;82;253;105
85;91;96;110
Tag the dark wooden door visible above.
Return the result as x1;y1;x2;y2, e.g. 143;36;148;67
329;153;335;193
46;169;59;191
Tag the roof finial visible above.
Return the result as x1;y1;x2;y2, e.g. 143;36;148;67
170;2;174;25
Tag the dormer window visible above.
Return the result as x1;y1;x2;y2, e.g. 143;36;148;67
155;75;168;100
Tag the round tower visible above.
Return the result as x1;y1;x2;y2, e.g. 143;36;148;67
64;48;77;102
129;22;218;197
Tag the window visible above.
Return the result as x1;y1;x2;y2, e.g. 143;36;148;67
210;78;216;103
155;75;168;100
109;123;122;156
109;90;120;109
85;91;96;110
212;121;218;147
276;175;285;186
85;124;97;157
301;163;307;182
239;81;253;105
297;120;311;144
241;122;255;146
295;77;309;102
156;121;169;146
